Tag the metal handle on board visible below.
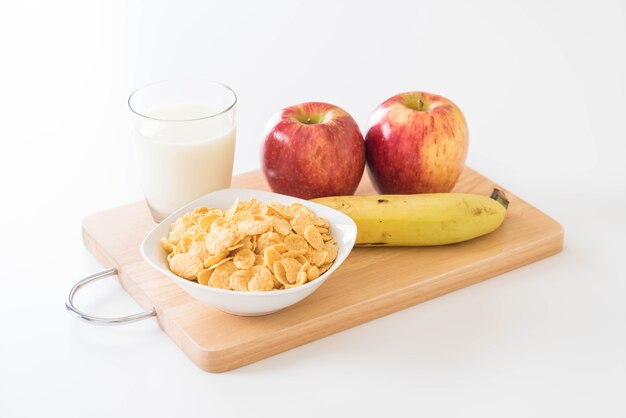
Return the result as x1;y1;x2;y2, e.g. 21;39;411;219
65;268;156;325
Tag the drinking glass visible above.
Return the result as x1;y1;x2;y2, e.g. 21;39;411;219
128;79;237;222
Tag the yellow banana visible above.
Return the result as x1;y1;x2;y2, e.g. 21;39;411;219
312;189;509;246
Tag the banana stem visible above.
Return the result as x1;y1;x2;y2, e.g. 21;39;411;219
490;188;509;209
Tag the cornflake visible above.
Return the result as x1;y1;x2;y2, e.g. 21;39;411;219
160;198;338;291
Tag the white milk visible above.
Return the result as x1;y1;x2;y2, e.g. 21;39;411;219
133;103;236;221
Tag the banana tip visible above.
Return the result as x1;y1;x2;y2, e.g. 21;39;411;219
490;188;509;209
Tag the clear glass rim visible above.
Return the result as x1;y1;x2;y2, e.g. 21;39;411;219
127;78;237;122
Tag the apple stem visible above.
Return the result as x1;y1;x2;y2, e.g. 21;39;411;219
490;188;509;209
417;99;424;111
295;113;323;125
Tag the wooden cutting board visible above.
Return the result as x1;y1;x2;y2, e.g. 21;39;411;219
82;168;563;372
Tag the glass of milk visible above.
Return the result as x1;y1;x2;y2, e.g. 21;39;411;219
128;79;237;222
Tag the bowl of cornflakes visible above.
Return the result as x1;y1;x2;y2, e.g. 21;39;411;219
140;188;357;316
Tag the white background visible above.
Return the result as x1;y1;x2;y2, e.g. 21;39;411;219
1;0;625;417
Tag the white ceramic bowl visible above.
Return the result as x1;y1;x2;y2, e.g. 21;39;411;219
140;188;357;316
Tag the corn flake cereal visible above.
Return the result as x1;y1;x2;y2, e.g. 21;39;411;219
230;269;252;291
169;253;203;280
248;266;274;291
309;249;328;267
324;241;338;263
285;271;308;289
303;225;324;250
197;269;212;286
160;198;339;292
264;247;282;272
209;261;236;289
256;232;281;253
233;248;255;270
269;216;291;236
280;258;302;284
204;251;228;268
284;234;308;254
307;265;320;281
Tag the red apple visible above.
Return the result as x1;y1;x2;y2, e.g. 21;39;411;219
262;102;365;199
364;91;469;194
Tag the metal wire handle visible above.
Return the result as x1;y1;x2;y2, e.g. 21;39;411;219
65;268;156;325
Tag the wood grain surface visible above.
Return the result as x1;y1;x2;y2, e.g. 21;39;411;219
82;168;563;372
